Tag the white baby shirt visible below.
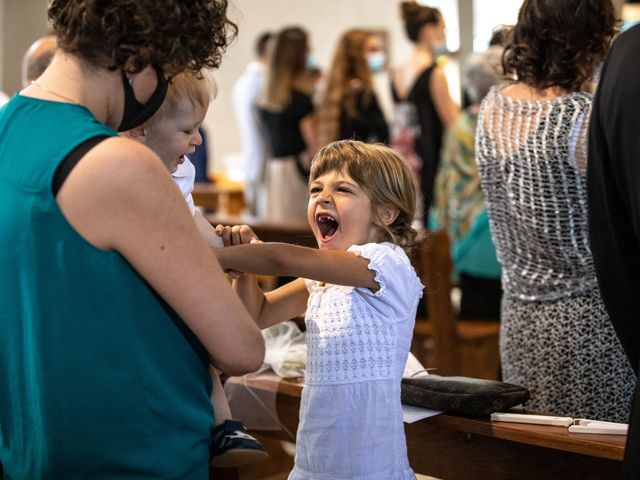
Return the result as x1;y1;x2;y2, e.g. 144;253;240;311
172;157;196;216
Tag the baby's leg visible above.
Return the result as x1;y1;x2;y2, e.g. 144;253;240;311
208;365;268;467
210;365;232;424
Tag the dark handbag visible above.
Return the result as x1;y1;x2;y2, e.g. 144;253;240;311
401;375;530;417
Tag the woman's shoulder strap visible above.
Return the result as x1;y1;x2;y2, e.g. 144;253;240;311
52;135;110;196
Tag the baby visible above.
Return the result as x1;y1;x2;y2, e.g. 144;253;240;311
127;71;266;468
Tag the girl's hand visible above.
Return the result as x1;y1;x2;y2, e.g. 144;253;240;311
214;224;261;247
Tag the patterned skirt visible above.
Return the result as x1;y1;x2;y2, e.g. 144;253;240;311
500;289;636;423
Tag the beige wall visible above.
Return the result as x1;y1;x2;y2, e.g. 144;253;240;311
1;0;49;94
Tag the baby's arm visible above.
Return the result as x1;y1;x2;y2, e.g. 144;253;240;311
215;243;379;291
193;210;224;248
235;275;308;329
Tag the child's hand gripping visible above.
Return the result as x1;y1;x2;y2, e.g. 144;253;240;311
214;224;261;278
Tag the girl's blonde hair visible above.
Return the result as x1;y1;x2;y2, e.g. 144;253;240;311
149;71;215;124
317;30;375;147
260;26;309;112
310;140;418;253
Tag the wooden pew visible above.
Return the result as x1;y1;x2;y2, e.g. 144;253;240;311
217;373;625;480
192;182;245;216
412;230;501;380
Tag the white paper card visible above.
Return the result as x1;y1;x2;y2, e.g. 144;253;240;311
402;404;443;423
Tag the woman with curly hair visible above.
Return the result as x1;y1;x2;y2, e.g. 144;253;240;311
476;0;635;421
317;29;389;148
0;1;264;478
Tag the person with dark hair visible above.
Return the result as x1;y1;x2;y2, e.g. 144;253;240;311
588;23;640;478
232;31;273;215
317;29;389;148
0;1;264;478
392;1;459;223
476;0;635;422
259;26;318;222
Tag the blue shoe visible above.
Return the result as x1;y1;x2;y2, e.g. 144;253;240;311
210;419;269;468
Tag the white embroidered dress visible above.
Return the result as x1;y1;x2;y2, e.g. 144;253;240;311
289;242;423;480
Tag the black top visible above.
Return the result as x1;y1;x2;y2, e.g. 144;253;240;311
391;65;444;215
339;89;389;144
587;23;640;478
52;135;109;196
259;89;314;158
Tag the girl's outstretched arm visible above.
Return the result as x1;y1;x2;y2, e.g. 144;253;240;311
215;242;379;291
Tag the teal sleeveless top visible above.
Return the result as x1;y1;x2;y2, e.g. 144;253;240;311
0;96;214;479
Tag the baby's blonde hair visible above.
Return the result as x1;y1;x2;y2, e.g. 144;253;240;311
309;140;417;253
148;70;215;125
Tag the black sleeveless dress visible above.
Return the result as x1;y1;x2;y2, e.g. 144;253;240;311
391;65;444;219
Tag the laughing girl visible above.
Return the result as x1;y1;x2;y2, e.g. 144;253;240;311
215;140;423;480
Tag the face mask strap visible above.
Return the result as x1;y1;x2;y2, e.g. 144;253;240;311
117;65;168;132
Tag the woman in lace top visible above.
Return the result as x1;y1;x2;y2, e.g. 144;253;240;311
476;0;635;422
215;140;423;480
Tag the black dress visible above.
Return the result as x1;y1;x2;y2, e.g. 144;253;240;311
339;89;389;144
391;65;444;218
588;23;640;479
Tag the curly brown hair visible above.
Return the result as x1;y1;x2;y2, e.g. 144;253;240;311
48;0;237;76
502;0;618;92
310;140;418;254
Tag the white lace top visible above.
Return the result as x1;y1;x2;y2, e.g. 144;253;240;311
476;86;597;301
289;242;423;480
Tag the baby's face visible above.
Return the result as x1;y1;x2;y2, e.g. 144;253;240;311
144;97;207;173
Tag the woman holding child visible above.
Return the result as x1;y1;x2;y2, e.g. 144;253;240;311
0;1;264;478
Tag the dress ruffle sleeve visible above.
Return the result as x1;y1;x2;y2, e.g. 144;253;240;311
347;242;423;320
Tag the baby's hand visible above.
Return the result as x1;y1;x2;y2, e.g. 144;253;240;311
214;224;261;247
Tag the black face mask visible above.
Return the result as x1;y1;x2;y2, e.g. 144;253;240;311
117;66;168;132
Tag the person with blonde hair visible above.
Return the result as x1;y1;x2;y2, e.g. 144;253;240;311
476;0;635;422
0;1;264;477
259;26;318;222
215;140;423;480
126;71;268;467
317;29;389;148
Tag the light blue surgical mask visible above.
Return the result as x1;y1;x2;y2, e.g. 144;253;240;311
366;52;386;73
305;53;318;70
433;42;449;58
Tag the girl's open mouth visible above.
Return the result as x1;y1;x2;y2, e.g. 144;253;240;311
316;213;339;240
